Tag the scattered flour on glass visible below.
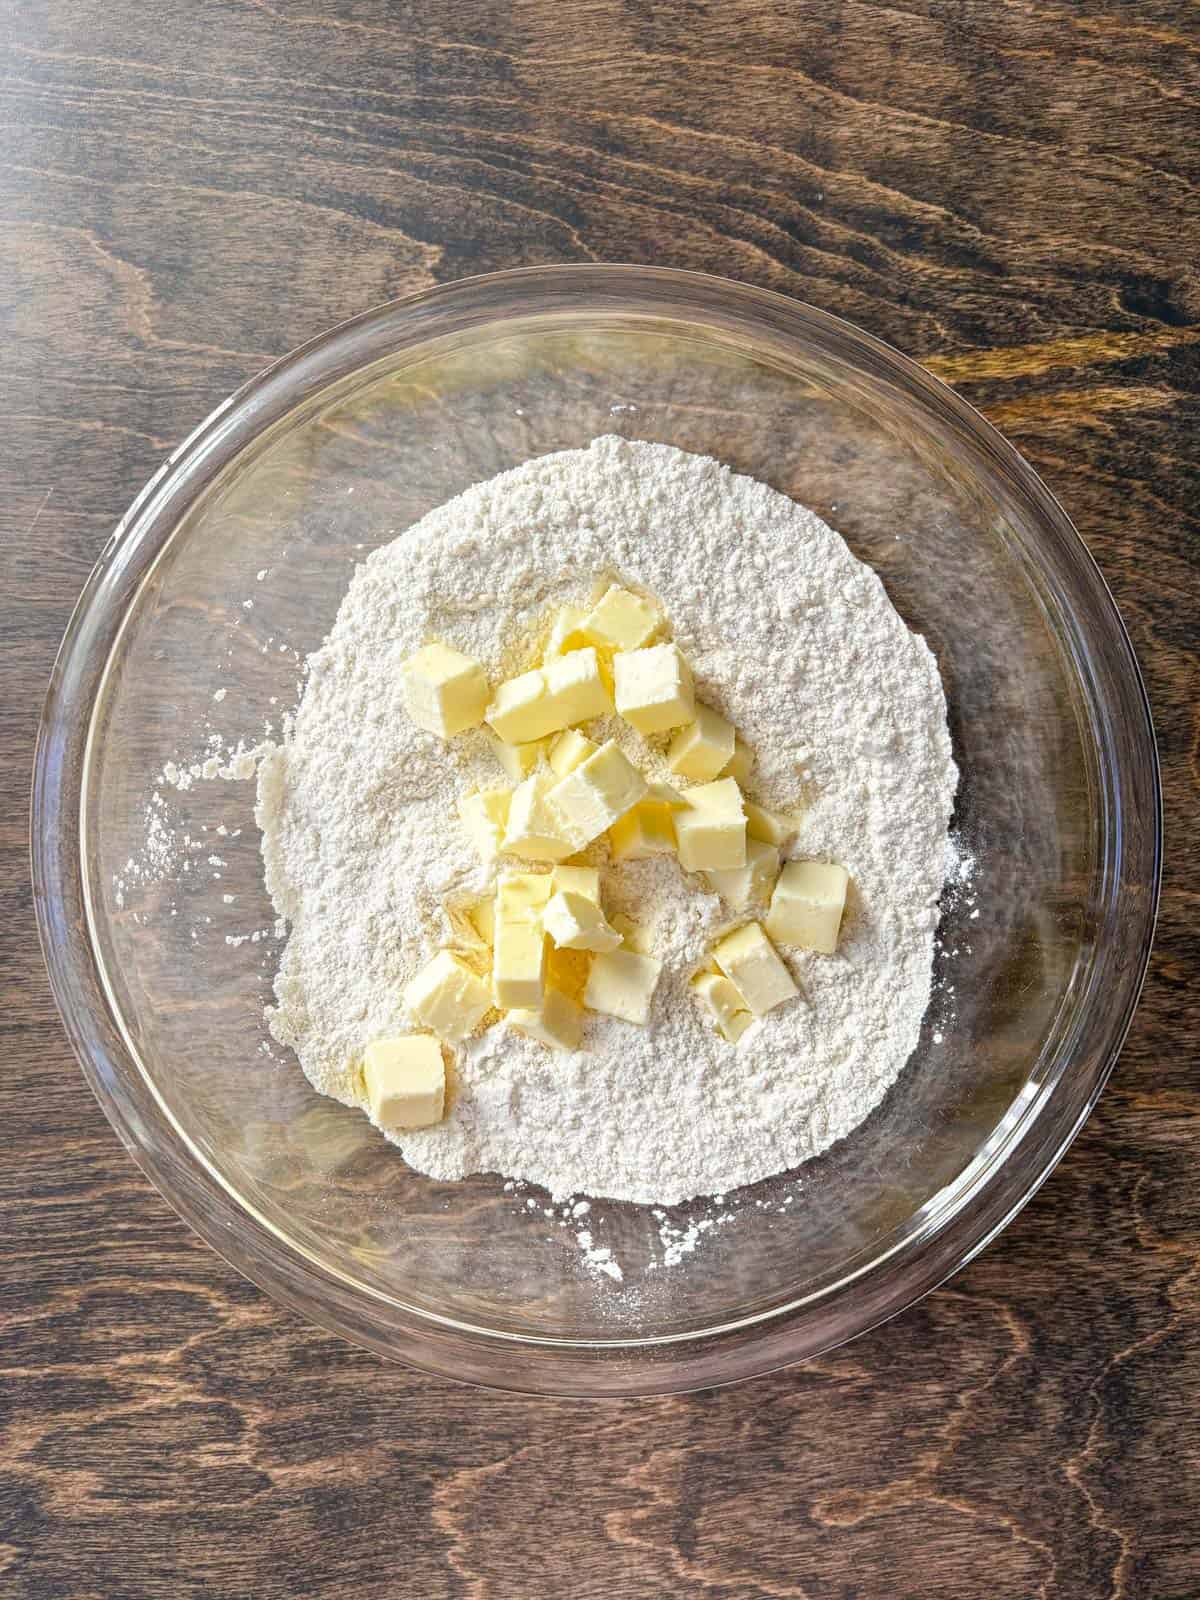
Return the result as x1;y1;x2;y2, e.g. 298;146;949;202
253;436;960;1208
163;740;270;792
111;729;278;935
649;1206;736;1270
927;841;978;1046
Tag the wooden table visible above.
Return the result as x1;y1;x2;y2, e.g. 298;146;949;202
3;4;1196;1595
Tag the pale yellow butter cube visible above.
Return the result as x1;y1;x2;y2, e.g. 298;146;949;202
613;643;695;734
584;948;662;1025
674;777;747;872
543;604;588;659
608;800;677;862
766;860;850;955
690;971;754;1045
711;923;798;1018
546;740;648;850
703;837;780;910
457;787;512;863
544;889;622;953
667;702;736;782
580;584;661;652
486;732;549;782
721;736;755;785
493;916;546;1009
486;667;557;744
503;773;575;862
404;949;492;1042
544;646;612;725
496;870;554;923
549;728;599;778
402;642;489;738
362;1035;446;1129
508;985;583;1052
553;864;601;904
609;912;653;954
745;802;799;847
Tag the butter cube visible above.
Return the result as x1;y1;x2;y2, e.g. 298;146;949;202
722;737;755;785
544;646;612;725
362;1035;446;1129
613;643;695;734
508;985;584;1052
553;864;601;904
703;837;780;909
690;971;754;1045
405;950;492;1042
580;584;661;652
457;787;512;863
674;778;747;872
745;802;799;848
544;890;622;953
608;800;677;862
544;604;588;659
402;642;489;738
503;773;575;862
549;728;598;777
496;871;554;923
766;860;850;955
486;732;549;782
486;667;557;744
711;923;798;1017
493;916;547;1009
546;740;647;850
488;651;611;745
584;948;662;1024
609;912;653;954
667;703;736;782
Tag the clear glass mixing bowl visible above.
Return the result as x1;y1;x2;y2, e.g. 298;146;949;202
32;267;1160;1396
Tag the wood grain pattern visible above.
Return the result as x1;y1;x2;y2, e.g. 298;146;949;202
1;2;1196;1595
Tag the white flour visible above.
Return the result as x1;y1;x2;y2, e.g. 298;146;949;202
255;437;957;1205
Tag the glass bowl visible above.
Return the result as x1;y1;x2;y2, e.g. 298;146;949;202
32;266;1160;1396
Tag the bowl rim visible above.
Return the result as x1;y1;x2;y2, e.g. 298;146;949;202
31;264;1162;1396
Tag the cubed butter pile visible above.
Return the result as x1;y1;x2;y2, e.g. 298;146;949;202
688;923;797;1047
365;583;856;1127
687;860;851;1047
409;862;661;1060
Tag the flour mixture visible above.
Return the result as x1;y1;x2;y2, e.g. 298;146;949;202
255;437;958;1204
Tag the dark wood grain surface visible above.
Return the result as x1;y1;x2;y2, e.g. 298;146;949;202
2;3;1197;1596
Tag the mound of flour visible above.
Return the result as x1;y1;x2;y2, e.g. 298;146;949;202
256;437;957;1205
